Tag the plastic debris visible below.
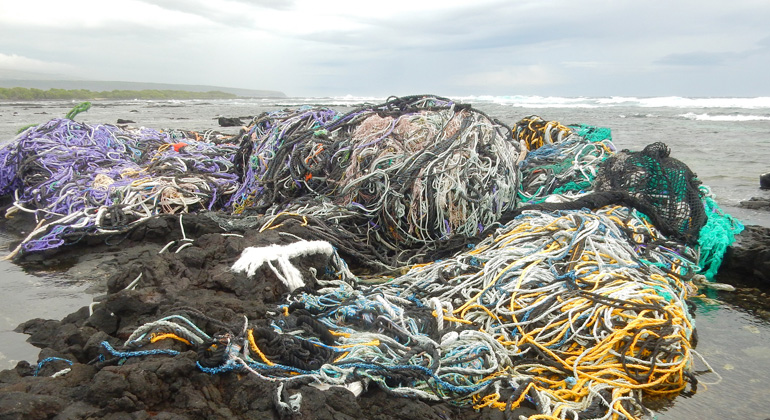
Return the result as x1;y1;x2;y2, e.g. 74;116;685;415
0;118;239;257
0;95;741;419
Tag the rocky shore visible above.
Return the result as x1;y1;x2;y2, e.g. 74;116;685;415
0;205;767;420
1;212;497;420
0;98;766;419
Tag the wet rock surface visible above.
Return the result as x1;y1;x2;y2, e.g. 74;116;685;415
719;224;770;284
715;224;770;318
739;196;770;211
760;172;770;190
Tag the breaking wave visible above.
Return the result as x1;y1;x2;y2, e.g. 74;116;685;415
679;112;770;121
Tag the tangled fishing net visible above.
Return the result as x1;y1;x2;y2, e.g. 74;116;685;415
0;98;744;419
593;142;707;245
0;117;239;257
107;205;705;419
1;96;522;270
228;95;521;270
514;116;615;205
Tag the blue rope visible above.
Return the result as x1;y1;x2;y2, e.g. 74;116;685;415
335;362;494;394
101;341;180;358
196;358;314;376
34;357;73;376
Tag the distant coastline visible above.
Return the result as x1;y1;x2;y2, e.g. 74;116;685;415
0;79;286;99
0;87;241;101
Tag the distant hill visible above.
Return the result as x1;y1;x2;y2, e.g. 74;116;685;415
0;87;241;101
0;79;286;98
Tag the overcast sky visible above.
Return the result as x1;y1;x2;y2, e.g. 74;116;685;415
0;0;768;97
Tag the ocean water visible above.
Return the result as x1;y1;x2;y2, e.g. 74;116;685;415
1;96;769;418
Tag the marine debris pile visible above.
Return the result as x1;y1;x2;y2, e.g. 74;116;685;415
514;115;613;205
0;117;238;258
0;96;745;419
228;95;521;271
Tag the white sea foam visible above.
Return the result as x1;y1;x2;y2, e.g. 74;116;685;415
679;112;770;121
636;97;770;109
131;95;770;110
453;95;770;109
455;95;601;108
342;95;770;109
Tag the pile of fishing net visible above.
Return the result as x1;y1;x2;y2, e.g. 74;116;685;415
110;205;705;419
514;115;615;205
510;116;742;280
0;96;523;270
593;142;706;245
228;95;522;270
0;117;239;257
0;98;746;419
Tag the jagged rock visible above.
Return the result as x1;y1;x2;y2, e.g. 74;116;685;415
720;224;770;285
217;117;243;127
761;172;770;190
739;196;770;210
0;392;68;420
0;211;500;420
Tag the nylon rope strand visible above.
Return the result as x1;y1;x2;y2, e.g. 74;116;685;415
0;118;240;257
696;185;744;280
65;101;92;120
514;115;616;206
116;205;709;419
229;95;522;272
0;98;741;419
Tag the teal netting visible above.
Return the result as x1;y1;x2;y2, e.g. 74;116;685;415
571;124;612;143
697;193;745;280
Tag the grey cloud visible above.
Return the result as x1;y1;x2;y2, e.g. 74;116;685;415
656;36;770;67
137;0;238;25
656;51;734;66
292;0;667;56
3;0;770;97
226;0;295;10
136;0;292;28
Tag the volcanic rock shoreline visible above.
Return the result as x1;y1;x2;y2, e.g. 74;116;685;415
1;206;769;420
0;210;518;420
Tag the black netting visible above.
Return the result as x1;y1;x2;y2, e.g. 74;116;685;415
593;142;706;244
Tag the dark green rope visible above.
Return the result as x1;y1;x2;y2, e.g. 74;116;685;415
65;101;92;120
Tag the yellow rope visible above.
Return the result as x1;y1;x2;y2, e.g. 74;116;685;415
150;333;191;346
247;329;276;366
